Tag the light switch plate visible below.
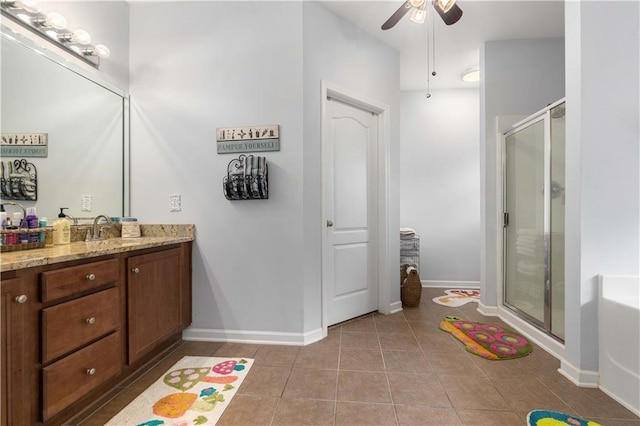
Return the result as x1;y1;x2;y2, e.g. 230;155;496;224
169;194;181;212
81;194;93;212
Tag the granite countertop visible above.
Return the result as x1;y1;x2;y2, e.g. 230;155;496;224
1;224;194;272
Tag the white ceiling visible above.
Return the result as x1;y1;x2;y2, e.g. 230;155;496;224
319;0;565;90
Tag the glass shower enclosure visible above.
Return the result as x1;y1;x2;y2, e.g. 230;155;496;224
503;100;565;341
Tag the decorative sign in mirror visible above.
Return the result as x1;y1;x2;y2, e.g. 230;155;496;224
0;159;37;201
1;132;48;157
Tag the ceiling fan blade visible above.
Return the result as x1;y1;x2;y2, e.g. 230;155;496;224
381;0;413;30
434;2;463;26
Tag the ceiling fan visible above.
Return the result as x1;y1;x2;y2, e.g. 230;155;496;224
381;0;463;30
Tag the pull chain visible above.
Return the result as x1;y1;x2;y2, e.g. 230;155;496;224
432;19;437;77
426;12;431;98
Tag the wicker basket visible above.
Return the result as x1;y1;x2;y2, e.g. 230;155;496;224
0;227;47;252
401;266;422;308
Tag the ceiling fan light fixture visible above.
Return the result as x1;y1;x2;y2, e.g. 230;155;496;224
410;3;427;24
461;66;480;83
434;0;456;13
432;0;463;25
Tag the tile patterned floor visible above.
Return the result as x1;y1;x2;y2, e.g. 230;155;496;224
79;288;640;425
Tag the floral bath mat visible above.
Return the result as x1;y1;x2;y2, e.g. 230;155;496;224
439;316;532;360
432;288;480;307
106;356;253;425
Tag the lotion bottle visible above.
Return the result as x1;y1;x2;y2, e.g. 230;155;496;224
26;207;39;242
53;208;71;245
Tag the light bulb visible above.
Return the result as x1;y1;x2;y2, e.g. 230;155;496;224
409;0;425;7
93;44;110;58
13;0;41;13
72;29;91;44
434;0;456;13
45;12;66;30
410;5;427;24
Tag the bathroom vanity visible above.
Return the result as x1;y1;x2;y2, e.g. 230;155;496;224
0;225;194;426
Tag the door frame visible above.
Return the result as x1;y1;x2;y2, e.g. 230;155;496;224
320;80;391;335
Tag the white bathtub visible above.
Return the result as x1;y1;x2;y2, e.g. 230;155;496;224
598;275;640;416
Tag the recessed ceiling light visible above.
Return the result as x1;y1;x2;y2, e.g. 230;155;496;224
461;66;480;83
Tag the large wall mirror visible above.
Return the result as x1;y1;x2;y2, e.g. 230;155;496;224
1;23;129;221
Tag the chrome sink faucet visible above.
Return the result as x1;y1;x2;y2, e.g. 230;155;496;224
86;215;112;241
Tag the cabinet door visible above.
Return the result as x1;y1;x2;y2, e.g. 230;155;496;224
127;247;183;364
1;271;39;426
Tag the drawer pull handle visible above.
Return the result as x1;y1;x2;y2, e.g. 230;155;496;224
131;267;140;274
86;368;96;376
86;317;96;325
86;273;96;281
14;295;28;304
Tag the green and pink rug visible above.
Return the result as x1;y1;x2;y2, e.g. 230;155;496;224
439;315;532;360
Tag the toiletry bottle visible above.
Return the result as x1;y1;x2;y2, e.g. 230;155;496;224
39;217;47;243
0;205;6;246
53;208;71;245
26;207;39;242
14;212;27;244
4;217;17;245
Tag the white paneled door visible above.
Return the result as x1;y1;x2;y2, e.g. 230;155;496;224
323;97;379;327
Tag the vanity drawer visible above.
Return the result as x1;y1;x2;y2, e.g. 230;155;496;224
41;258;119;302
42;331;121;421
42;287;119;364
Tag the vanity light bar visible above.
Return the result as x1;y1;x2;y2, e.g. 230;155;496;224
0;0;110;68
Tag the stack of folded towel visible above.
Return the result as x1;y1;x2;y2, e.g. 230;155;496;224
516;228;544;257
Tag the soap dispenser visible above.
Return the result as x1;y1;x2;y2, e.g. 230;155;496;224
53;208;71;245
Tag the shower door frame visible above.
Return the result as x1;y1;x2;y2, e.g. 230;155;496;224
501;99;564;340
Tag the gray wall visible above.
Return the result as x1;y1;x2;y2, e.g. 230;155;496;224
127;1;400;342
400;88;480;285
479;37;566;307
129;1;305;338
564;0;639;377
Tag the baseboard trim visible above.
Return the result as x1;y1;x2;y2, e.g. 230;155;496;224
498;306;566;363
558;359;599;388
421;280;480;288
183;327;323;346
389;300;403;314
599;385;640;417
477;302;499;316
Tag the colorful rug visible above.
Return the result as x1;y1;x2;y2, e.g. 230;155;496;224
527;409;601;426
432;289;480;307
106;356;253;425
439;316;532;360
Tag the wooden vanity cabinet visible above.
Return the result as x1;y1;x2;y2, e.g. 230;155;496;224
1;269;40;426
127;245;192;364
0;241;192;426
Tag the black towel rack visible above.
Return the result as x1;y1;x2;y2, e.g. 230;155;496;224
223;155;268;200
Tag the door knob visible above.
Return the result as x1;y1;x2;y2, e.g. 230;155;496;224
326;220;333;227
